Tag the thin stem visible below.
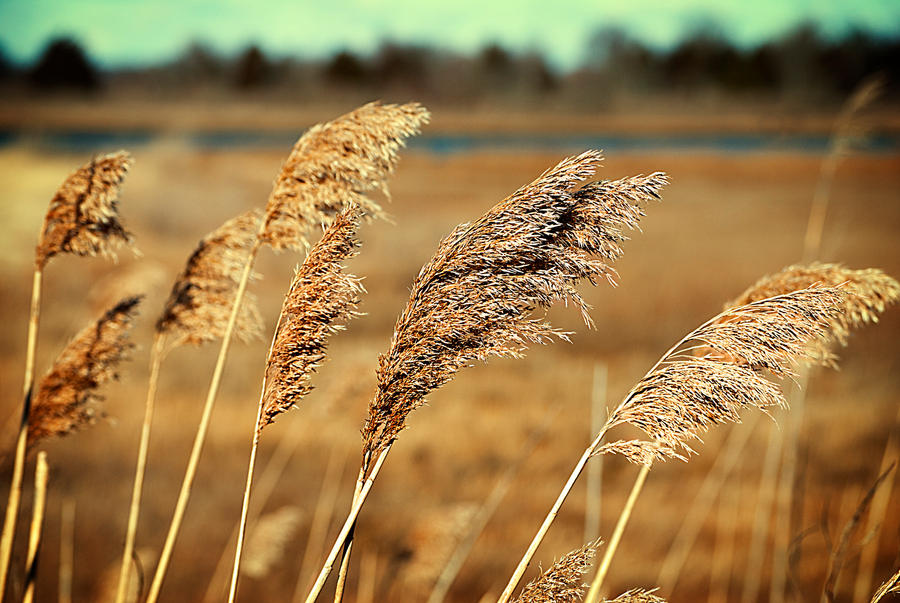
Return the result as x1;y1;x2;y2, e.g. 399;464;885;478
332;463;366;603
584;362;607;544
23;451;48;603
229;260;295;603
303;447;390;603
58;499;75;603
0;267;42;602
146;238;262;603
584;462;650;603
204;418;306;603
115;335;164;603
292;447;348;603
227;404;264;603
497;427;610;603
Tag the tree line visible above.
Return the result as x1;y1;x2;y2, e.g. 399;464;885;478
0;22;897;104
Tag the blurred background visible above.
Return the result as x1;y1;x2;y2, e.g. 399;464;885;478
0;1;899;602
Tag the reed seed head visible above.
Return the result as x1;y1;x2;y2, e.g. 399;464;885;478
261;101;429;251
156;210;264;350
513;539;602;603
599;287;847;464
35;151;136;268
363;150;666;455
28;296;141;444
259;206;364;431
727;262;899;350
603;588;667;602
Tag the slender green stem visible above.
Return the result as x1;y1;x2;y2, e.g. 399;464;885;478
146;239;262;603
115;336;164;603
0;268;43;602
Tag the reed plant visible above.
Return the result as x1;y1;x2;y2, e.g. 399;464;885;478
0;151;135;600
146;101;428;602
305;149;667;601
500;262;898;602
114;210;263;603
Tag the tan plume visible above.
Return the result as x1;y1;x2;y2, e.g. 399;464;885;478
727;262;900;348
156;210;264;349
35;151;136;268
261;101;429;250
28;296;141;444
603;588;667;602
363;150;667;455
260;206;364;430
598;287;847;464
512;540;602;603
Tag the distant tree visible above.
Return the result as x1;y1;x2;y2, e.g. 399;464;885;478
374;43;429;90
30;38;99;90
586;26;659;90
479;43;514;79
0;45;12;81
323;50;368;86
521;53;558;93
175;42;224;81
234;45;270;89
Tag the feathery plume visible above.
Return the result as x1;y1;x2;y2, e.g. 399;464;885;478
727;262;900;348
603;588;667;602
598;287;845;465
513;540;602;603
28;296;141;443
261;101;429;250
242;507;304;579
156;210;264;349
35;151;136;268
259;206;364;430
363;150;667;454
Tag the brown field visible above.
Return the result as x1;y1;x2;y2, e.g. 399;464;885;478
0;119;899;602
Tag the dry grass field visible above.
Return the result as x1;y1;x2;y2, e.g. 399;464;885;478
0;114;898;602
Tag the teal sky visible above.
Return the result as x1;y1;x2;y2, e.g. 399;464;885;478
1;0;899;69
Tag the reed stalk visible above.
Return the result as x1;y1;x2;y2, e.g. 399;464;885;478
292;447;348;602
23;451;48;603
332;468;365;603
312;151;664;602
585;362;607;544
584;464;649;603
114;335;164;603
229;207;363;602
499;428;609;603
505;279;890;602
0;268;42;602
304;447;391;603
146;236;262;603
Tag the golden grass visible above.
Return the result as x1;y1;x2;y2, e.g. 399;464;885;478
0;139;898;602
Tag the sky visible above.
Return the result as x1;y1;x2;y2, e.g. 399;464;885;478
1;0;899;70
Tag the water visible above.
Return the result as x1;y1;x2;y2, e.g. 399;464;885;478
1;128;897;154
